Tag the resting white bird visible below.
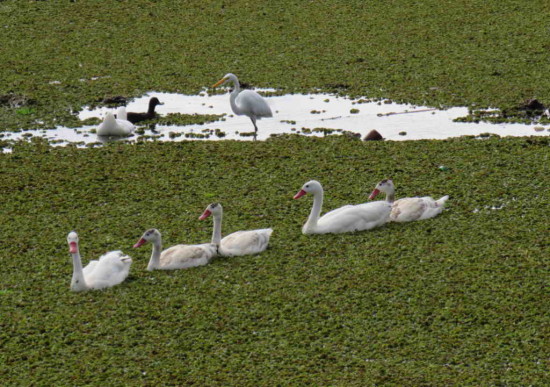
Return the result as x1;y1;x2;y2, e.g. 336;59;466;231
293;180;391;234
369;179;449;222
133;228;217;271
97;107;135;136
66;231;132;292
212;73;272;138
199;203;273;257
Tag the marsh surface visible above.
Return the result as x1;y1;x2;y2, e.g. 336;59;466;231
2;91;548;149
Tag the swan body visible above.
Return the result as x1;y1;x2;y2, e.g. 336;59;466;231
199;203;273;257
369;179;449;222
127;97;163;123
212;73;272;136
294;180;391;234
97;108;135;136
66;231;132;292
133;229;217;271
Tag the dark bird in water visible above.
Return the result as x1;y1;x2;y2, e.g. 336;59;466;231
126;97;164;123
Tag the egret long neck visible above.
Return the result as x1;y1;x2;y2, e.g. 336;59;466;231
147;240;162;271
229;82;244;116
71;248;87;291
211;213;223;245
304;190;324;232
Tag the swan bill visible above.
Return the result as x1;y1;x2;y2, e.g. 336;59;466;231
133;238;147;248
369;188;381;200
293;189;307;200
199;209;212;220
69;241;78;254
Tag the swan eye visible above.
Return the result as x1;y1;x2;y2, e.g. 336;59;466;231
305;185;309;188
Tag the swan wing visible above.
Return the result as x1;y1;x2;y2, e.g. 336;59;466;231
97;119;135;136
316;202;391;233
159;243;217;269
115;119;135;134
236;90;273;118
97;120;116;136
220;228;273;257
417;195;448;220
85;251;132;289
392;196;447;222
82;260;99;277
391;198;427;222
318;204;355;221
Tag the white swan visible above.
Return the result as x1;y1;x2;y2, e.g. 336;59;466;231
66;231;132;292
212;73;272;137
97;107;135;136
369;179;449;222
133;228;217;271
293;180;391;234
199;203;273;257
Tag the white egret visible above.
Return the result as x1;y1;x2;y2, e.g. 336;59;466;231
212;73;273;138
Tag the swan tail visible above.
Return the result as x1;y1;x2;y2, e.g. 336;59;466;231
435;195;449;207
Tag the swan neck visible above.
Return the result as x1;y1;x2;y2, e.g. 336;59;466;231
211;213;223;245
386;191;395;203
148;239;162;271
70;249;87;291
304;190;323;231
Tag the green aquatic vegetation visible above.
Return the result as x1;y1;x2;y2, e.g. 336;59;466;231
0;136;548;385
15;107;34;116
2;1;549;130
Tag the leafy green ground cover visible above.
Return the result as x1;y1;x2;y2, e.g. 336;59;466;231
1;1;548;384
1;136;548;385
1;1;550;130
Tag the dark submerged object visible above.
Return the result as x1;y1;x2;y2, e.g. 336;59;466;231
0;93;34;108
363;129;384;141
521;99;545;111
126;97;164;123
500;98;546;120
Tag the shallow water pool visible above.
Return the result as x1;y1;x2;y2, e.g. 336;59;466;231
2;90;549;151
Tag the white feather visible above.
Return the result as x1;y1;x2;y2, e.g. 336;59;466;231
97;110;135;136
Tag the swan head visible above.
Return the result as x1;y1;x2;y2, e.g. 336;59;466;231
103;111;116;123
67;231;79;254
212;73;237;88
199;202;223;220
294;180;323;199
369;179;394;200
133;228;161;248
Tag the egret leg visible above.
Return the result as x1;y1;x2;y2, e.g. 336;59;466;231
250;117;258;141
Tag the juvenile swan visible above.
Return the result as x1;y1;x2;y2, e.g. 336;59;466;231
66;231;132;292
